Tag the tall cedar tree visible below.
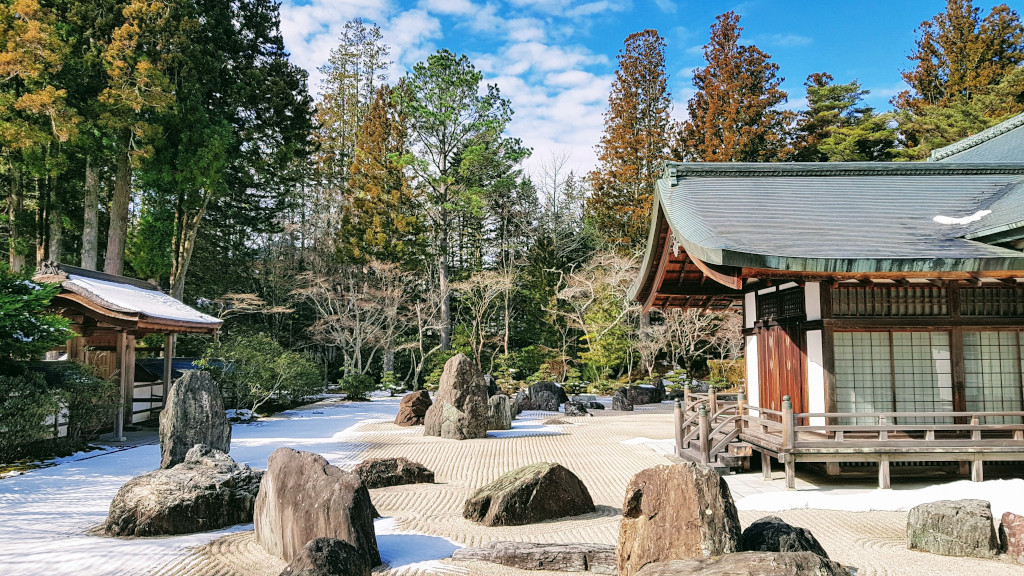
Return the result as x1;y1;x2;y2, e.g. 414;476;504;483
588;29;671;250
895;0;1024;156
339;83;422;266
794;73;897;161
671;12;793;162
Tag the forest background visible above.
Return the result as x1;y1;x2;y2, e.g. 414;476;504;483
2;0;1023;407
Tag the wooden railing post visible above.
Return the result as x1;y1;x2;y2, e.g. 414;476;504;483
782;396;795;489
698;404;710;465
674;400;683;457
971;416;983;482
709;389;718;418
736;391;746;433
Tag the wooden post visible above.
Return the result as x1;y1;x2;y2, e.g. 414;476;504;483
674;400;683;457
826;462;841;476
113;331;127;441
698;404;710;465
761;451;772;480
123;333;136;427
782;396;795;489
970;417;983;481
709;389;718;418
878;415;888;441
879;456;891;489
162;333;176;409
736;391;746;433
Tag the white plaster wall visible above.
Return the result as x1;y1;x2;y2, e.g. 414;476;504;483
806;330;826;427
805;282;821;321
745;334;759;415
744;292;756;329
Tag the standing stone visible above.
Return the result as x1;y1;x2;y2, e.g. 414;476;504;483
527;381;569;405
488;394;514;430
564;401;589;417
484;374;500;396
394;390;432;426
159;370;231;469
533;390;560;412
105;445;262;537
279;537;370;576
423;354;489;440
1002;511;1024;563
254;447;380;567
740;516;830;559
611;389;634;411
906;499;999;558
464;462;595;526
514;390;530;413
618;463;741;576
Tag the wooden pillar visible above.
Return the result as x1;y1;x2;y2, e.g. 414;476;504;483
782;396;795;489
970;416;983;481
113;331;127;441
698;404;710;465
879;457;891;489
673;400;683;456
709;389;718;417
162;333;176;407
761;450;772;480
736;391;746;433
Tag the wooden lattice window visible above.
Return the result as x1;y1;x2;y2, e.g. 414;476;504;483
963;331;1024;424
756;287;804;323
960;287;1024;317
832;285;948;317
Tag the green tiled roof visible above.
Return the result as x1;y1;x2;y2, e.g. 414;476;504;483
930;112;1024;162
651;162;1024;274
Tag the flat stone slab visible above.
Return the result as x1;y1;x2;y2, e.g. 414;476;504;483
453;542;616;574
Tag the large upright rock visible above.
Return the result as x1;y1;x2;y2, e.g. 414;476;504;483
423;354;489;440
611;389;634;411
488;394;514;430
394;390;432;426
907;499;999;558
105;445;261;537
740;516;830;559
159;370;231;469
618;463;741;576
1002;511;1024;563
464;462;595;526
254;447;380;567
279;538;370;576
634;552;850;576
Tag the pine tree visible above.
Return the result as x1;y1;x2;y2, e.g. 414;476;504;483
587;29;670;250
794;73;897;162
671;12;793;162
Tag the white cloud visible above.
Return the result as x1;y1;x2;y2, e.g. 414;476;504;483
655;0;676;14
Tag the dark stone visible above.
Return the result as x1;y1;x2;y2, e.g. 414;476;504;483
740;516;830;559
423;354;489;440
514;390;530;413
1001;511;1024;563
254;447;380;567
533;390;560;412
484;374;500;397
611;389;634;411
488;394;514;430
463;462;595;526
906;499;999;558
159;370;231;469
528;381;569;404
618;463;740;576
665;388;687;401
452;542;616;574
634;552;851;576
279;537;370;576
354;457;434;489
105;445;262;537
564;401;589;417
570;396;605;410
394;390;432;426
624;383;664;406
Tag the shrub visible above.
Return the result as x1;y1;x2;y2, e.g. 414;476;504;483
380;371;404;396
339;372;377;400
0;371;59;461
199;333;324;413
52;363;119;444
423;366;444;392
707;359;745;389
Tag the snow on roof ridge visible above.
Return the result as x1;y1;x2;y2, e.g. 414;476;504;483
66;274;221;325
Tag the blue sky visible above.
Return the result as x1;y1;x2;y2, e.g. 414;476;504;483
278;0;1016;174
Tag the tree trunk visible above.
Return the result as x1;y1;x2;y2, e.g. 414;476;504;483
81;156;100;270
104;147;132;276
383;345;395;374
36;178;47;264
8;172;24;273
48;182;62;264
169;192;210;300
438;221;452;351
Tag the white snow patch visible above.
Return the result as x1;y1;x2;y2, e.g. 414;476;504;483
621;436;675;456
375;517;464;572
933;210;991;225
487;418;564;438
736;478;1024;520
65;274;221;324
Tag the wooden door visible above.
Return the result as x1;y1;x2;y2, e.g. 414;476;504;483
757;324;808;414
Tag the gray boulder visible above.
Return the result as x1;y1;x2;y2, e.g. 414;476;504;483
488;394;514;430
354;457;434;489
464;462;595;526
423;354;489;440
105;445;261;537
453;542;616;574
528;381;569;404
618;463;740;576
564;401;589;417
740;516;830;559
533;390;560;412
254;447;380;567
634;552;851;576
611;389;634;411
279;537;370;576
484;374;501;397
159;370;231;469
907;499;999;557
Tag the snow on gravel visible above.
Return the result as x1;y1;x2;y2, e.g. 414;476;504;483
0;397;402;576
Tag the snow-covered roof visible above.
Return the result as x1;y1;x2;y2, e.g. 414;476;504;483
64;275;221;326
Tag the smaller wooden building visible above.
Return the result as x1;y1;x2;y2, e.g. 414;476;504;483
632;113;1024;486
34;262;222;439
